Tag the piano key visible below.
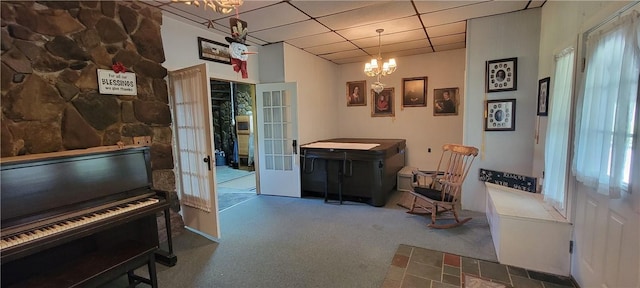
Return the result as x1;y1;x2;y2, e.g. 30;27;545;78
1;198;160;251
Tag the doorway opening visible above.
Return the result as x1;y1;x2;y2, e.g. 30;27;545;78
210;79;258;211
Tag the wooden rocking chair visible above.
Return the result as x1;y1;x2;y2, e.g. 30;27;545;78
407;144;479;228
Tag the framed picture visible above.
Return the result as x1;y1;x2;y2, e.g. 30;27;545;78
346;80;366;106
371;87;394;117
486;57;517;92
197;37;231;64
402;77;427;107
433;87;459;116
485;99;516;131
537;77;550;116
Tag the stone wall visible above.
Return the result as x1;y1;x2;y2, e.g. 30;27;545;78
236;83;252;116
0;1;184;239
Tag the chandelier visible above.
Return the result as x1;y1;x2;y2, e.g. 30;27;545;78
364;29;397;93
172;0;243;14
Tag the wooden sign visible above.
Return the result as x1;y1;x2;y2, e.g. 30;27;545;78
479;168;537;193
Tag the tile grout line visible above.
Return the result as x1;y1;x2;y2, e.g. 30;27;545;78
458;254;463;288
440;253;444;284
509;266;516;287
398;247;413;288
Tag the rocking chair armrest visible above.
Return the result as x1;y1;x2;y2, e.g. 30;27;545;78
439;180;462;187
412;170;442;180
411;170;440;188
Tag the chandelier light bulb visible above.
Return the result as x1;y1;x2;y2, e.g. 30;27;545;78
371;81;385;93
363;28;397;85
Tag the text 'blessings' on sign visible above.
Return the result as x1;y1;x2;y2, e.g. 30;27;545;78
97;69;137;96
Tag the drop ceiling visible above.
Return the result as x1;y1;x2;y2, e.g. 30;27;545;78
145;0;545;64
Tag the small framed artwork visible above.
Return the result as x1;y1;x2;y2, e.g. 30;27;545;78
433;87;459;116
486;57;517;92
197;37;231;64
485;99;516;131
402;77;427;107
537;77;550;116
346;80;366;106
371;87;394;117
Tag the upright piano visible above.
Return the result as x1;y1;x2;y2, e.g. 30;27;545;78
1;146;170;287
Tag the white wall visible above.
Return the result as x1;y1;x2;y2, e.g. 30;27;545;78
337;49;466;170
258;42;285;84
161;16;260;84
463;8;541;212
283;43;341;145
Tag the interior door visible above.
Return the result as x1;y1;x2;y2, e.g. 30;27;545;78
168;63;220;240
255;82;300;197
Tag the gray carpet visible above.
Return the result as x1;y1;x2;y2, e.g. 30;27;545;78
143;191;496;288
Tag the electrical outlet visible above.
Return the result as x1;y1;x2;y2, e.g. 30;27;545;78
133;136;152;146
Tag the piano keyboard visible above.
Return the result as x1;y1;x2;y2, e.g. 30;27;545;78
0;198;159;251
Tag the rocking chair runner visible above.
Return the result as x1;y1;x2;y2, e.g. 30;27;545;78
407;144;479;229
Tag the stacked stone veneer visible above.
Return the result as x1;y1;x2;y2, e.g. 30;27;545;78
0;1;184;240
235;83;252;116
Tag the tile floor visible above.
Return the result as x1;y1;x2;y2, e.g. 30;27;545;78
382;244;577;288
216;165;257;211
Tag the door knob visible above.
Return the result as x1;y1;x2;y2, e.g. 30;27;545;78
203;155;212;171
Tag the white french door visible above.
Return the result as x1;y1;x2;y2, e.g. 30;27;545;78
168;63;220;240
255;82;300;197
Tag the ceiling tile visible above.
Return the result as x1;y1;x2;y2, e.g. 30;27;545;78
317;1;416;31
246;35;268;46
363;39;430;56
425;21;466;37
151;0;543;65
351;29;426;49
287;32;346;49
304;41;359;55
430;33;466;46
391;47;435;58
336;16;423;40
161;5;209;24
528;0;546;9
289;1;384;18
413;1;482;14
419;1;527;27
321;49;369;60
214;2;310;31
250;20;330;43
331;56;371;65
433;42;466;52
